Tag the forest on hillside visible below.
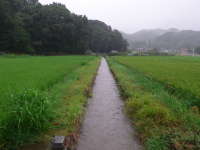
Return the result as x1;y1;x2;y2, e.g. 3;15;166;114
153;30;200;50
0;0;128;55
121;29;200;51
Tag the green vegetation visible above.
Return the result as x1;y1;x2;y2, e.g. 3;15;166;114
88;20;128;53
0;0;127;55
153;30;200;50
0;55;101;149
0;55;92;98
136;51;176;56
113;56;200;107
195;46;200;54
106;56;200;149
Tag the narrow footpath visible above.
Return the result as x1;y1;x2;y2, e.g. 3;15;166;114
76;57;142;150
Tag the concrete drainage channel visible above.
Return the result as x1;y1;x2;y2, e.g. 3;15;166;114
21;57;142;150
76;58;142;150
52;57;142;150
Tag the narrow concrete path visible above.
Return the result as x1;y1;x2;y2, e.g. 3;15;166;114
76;57;142;150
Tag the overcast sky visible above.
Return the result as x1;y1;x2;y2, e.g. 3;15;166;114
39;0;200;34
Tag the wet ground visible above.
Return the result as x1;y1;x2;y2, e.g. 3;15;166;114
76;57;142;150
20;57;142;150
20;142;51;150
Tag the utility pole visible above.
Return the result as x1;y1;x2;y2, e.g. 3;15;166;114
149;38;150;54
149;38;150;50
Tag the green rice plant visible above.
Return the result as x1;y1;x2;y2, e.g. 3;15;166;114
106;56;200;149
0;55;99;149
112;56;200;108
41;57;101;149
0;55;95;100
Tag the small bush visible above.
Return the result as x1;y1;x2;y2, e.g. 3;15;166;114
3;54;17;58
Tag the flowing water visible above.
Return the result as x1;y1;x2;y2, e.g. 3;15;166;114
20;57;142;150
76;57;142;150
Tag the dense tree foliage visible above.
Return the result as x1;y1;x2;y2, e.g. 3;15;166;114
88;20;128;53
0;0;127;54
133;40;147;49
195;46;200;54
0;0;30;53
153;30;200;50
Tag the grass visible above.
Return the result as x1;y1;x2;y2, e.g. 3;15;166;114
0;55;94;97
106;56;200;149
48;57;101;134
0;55;101;149
112;55;200;108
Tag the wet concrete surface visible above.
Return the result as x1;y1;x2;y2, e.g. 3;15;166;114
76;57;142;150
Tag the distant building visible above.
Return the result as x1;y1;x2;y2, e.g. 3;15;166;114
111;50;118;53
163;50;169;53
131;51;137;54
181;46;194;55
85;50;93;54
173;50;181;53
146;48;153;51
1;51;8;55
168;49;173;52
136;48;144;51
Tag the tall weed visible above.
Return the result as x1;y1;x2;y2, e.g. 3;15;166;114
0;90;56;148
0;55;97;148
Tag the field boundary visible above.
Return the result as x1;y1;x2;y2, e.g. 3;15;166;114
106;56;200;149
40;57;102;149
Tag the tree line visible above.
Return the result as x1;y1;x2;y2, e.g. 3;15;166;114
153;30;200;50
0;0;128;55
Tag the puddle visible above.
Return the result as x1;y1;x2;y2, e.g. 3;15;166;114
76;57;142;150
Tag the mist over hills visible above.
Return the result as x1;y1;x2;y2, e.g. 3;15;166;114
120;28;180;50
121;28;200;51
121;28;180;41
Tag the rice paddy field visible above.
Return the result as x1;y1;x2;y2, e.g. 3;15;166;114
113;56;200;106
107;56;200;149
0;55;100;149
